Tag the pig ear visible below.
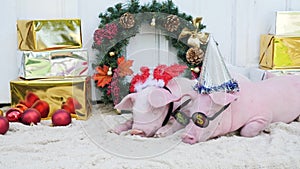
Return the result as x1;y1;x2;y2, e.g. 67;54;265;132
209;92;238;106
114;93;137;110
148;88;179;108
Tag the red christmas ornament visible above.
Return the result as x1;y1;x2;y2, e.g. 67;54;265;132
52;109;72;126
61;97;82;114
0;117;9;135
32;100;50;118
5;108;22;122
21;108;41;125
15;103;28;112
19;92;40;107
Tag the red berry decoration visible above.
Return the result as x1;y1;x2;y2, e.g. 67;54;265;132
52;109;72;126
32;100;50;118
5;108;22;122
0;117;9;135
21;108;41;125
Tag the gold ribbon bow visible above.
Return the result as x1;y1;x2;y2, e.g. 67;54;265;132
178;17;209;48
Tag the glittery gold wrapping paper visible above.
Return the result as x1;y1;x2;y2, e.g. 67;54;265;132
259;34;300;69
20;49;88;79
10;77;91;120
17;19;82;51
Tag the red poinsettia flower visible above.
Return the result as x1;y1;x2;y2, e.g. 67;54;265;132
93;65;112;88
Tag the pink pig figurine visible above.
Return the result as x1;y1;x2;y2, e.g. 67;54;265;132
181;75;300;144
112;64;197;137
113;77;196;137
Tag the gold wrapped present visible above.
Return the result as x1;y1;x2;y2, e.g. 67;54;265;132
271;11;300;36
10;77;91;120
19;49;88;79
259;34;300;69
17;19;82;51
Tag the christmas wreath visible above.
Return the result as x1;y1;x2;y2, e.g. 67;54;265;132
92;0;208;104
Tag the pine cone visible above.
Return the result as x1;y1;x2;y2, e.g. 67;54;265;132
119;12;135;29
164;15;180;32
186;47;204;65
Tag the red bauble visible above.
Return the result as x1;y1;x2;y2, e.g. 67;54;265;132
0;117;9;135
20;92;40;107
52;109;72;126
61;97;82;114
15;103;28;112
21;108;41;125
32;100;50;118
5;108;22;122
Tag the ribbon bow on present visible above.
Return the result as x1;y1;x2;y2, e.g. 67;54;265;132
178;17;209;48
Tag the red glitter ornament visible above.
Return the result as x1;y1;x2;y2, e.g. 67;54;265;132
0;117;9;135
52;109;72;126
5;108;22;122
21;108;41;125
32;100;50;118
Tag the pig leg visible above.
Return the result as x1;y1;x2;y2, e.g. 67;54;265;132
240;117;270;137
154;117;184;137
110;119;133;134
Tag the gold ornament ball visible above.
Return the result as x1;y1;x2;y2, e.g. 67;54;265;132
150;18;156;26
187;35;201;48
107;67;113;76
0;109;3;116
109;52;115;57
115;109;121;114
191;67;200;73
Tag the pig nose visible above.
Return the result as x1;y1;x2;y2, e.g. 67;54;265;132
182;134;197;144
130;129;146;137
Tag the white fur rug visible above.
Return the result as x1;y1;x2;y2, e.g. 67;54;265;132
1;104;300;169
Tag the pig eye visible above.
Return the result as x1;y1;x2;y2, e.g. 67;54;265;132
173;111;190;126
191;112;209;128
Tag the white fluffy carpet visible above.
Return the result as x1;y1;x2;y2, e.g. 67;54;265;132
1;104;300;169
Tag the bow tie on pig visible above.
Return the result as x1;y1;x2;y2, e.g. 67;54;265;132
112;64;199;137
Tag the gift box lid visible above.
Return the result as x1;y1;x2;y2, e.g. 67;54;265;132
268;11;300;36
17;18;82;51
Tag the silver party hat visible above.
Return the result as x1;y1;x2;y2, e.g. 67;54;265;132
195;34;239;94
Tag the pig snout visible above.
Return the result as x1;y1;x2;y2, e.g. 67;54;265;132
182;134;198;144
182;131;198;144
130;129;146;137
181;123;200;144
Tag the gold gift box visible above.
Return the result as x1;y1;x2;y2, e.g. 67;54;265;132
273;11;300;36
19;49;88;79
17;19;82;51
259;34;300;69
10;77;91;120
